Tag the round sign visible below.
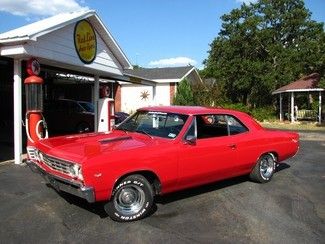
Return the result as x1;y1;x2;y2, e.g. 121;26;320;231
26;58;40;76
74;20;97;64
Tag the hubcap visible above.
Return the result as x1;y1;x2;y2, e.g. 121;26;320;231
260;155;274;179
114;185;145;215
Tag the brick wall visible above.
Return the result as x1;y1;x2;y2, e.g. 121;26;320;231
113;83;121;112
170;82;176;105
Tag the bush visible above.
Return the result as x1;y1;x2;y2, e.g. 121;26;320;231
221;103;277;122
173;79;195;105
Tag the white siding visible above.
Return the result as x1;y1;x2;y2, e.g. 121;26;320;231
121;85;154;113
24;23;123;75
155;83;171;106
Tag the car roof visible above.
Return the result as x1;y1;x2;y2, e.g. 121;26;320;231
138;106;263;130
139;106;241;115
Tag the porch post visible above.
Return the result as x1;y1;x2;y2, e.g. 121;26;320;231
291;92;295;123
93;75;100;132
279;93;283;121
152;84;157;105
13;59;23;164
319;91;322;124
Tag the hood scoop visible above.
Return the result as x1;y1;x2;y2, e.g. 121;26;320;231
99;136;132;144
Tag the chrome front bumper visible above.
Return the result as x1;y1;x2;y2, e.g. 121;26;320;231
26;160;95;203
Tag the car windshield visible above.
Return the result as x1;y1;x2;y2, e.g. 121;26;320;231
117;111;189;139
78;102;94;113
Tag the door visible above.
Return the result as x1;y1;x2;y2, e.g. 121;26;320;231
178;115;238;189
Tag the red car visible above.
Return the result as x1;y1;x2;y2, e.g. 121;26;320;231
26;106;299;222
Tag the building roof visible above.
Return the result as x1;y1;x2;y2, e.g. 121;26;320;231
0;10;132;70
0;11;93;43
124;66;195;80
272;73;324;94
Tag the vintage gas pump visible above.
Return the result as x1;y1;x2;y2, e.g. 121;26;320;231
97;85;115;132
24;58;48;145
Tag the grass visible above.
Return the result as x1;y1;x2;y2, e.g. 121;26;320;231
261;121;325;131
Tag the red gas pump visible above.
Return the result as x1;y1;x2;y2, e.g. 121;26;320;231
98;85;115;132
24;58;48;145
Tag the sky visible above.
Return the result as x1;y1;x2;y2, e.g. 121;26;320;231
0;0;324;69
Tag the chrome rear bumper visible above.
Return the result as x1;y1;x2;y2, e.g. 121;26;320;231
26;160;95;203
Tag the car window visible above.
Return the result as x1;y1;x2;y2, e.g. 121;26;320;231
196;114;248;139
227;115;248;135
117;111;188;139
184;117;196;139
196;115;228;139
79;102;94;113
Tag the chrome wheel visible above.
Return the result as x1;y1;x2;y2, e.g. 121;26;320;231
105;174;154;222
114;185;146;215
259;154;274;179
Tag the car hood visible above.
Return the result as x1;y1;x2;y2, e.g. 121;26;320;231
35;131;158;163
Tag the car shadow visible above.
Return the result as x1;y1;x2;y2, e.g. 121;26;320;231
47;162;291;219
155;175;248;205
48;186;109;219
276;162;290;172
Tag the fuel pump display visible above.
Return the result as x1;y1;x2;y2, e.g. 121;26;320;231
24;58;48;144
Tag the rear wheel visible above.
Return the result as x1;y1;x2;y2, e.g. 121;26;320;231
250;153;276;183
104;174;154;222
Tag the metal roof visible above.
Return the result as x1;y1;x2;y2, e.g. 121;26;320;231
272;73;324;94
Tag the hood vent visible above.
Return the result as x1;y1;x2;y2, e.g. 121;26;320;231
99;136;132;144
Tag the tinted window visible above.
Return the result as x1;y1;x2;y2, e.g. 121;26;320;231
184;117;196;139
196;115;228;139
227;115;248;135
196;114;248;139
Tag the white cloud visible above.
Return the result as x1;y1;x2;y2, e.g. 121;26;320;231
148;57;197;68
0;0;88;17
236;0;258;4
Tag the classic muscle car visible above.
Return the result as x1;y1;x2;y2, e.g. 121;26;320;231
26;106;299;222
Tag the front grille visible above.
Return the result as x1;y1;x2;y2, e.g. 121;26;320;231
41;153;72;175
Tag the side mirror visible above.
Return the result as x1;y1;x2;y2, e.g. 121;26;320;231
184;135;196;145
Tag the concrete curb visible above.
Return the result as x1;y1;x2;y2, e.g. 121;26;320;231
0;159;14;166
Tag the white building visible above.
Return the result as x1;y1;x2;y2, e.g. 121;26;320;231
120;66;202;113
0;10;202;163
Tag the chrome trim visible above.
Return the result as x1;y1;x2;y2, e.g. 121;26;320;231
26;160;95;203
27;146;38;161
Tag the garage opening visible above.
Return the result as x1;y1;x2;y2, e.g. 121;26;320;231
0;57;14;161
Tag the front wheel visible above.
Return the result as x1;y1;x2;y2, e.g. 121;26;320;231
250;153;276;183
104;174;154;222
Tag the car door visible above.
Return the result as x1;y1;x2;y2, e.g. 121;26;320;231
177;114;238;189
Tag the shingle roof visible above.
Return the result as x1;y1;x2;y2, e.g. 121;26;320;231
272;73;324;94
124;66;194;80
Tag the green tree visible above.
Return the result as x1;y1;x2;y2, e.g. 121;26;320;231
173;79;195;105
203;0;325;107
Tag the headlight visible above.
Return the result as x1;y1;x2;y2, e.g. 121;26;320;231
68;164;83;181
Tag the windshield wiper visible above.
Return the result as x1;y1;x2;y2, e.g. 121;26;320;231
115;127;129;134
135;129;153;139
